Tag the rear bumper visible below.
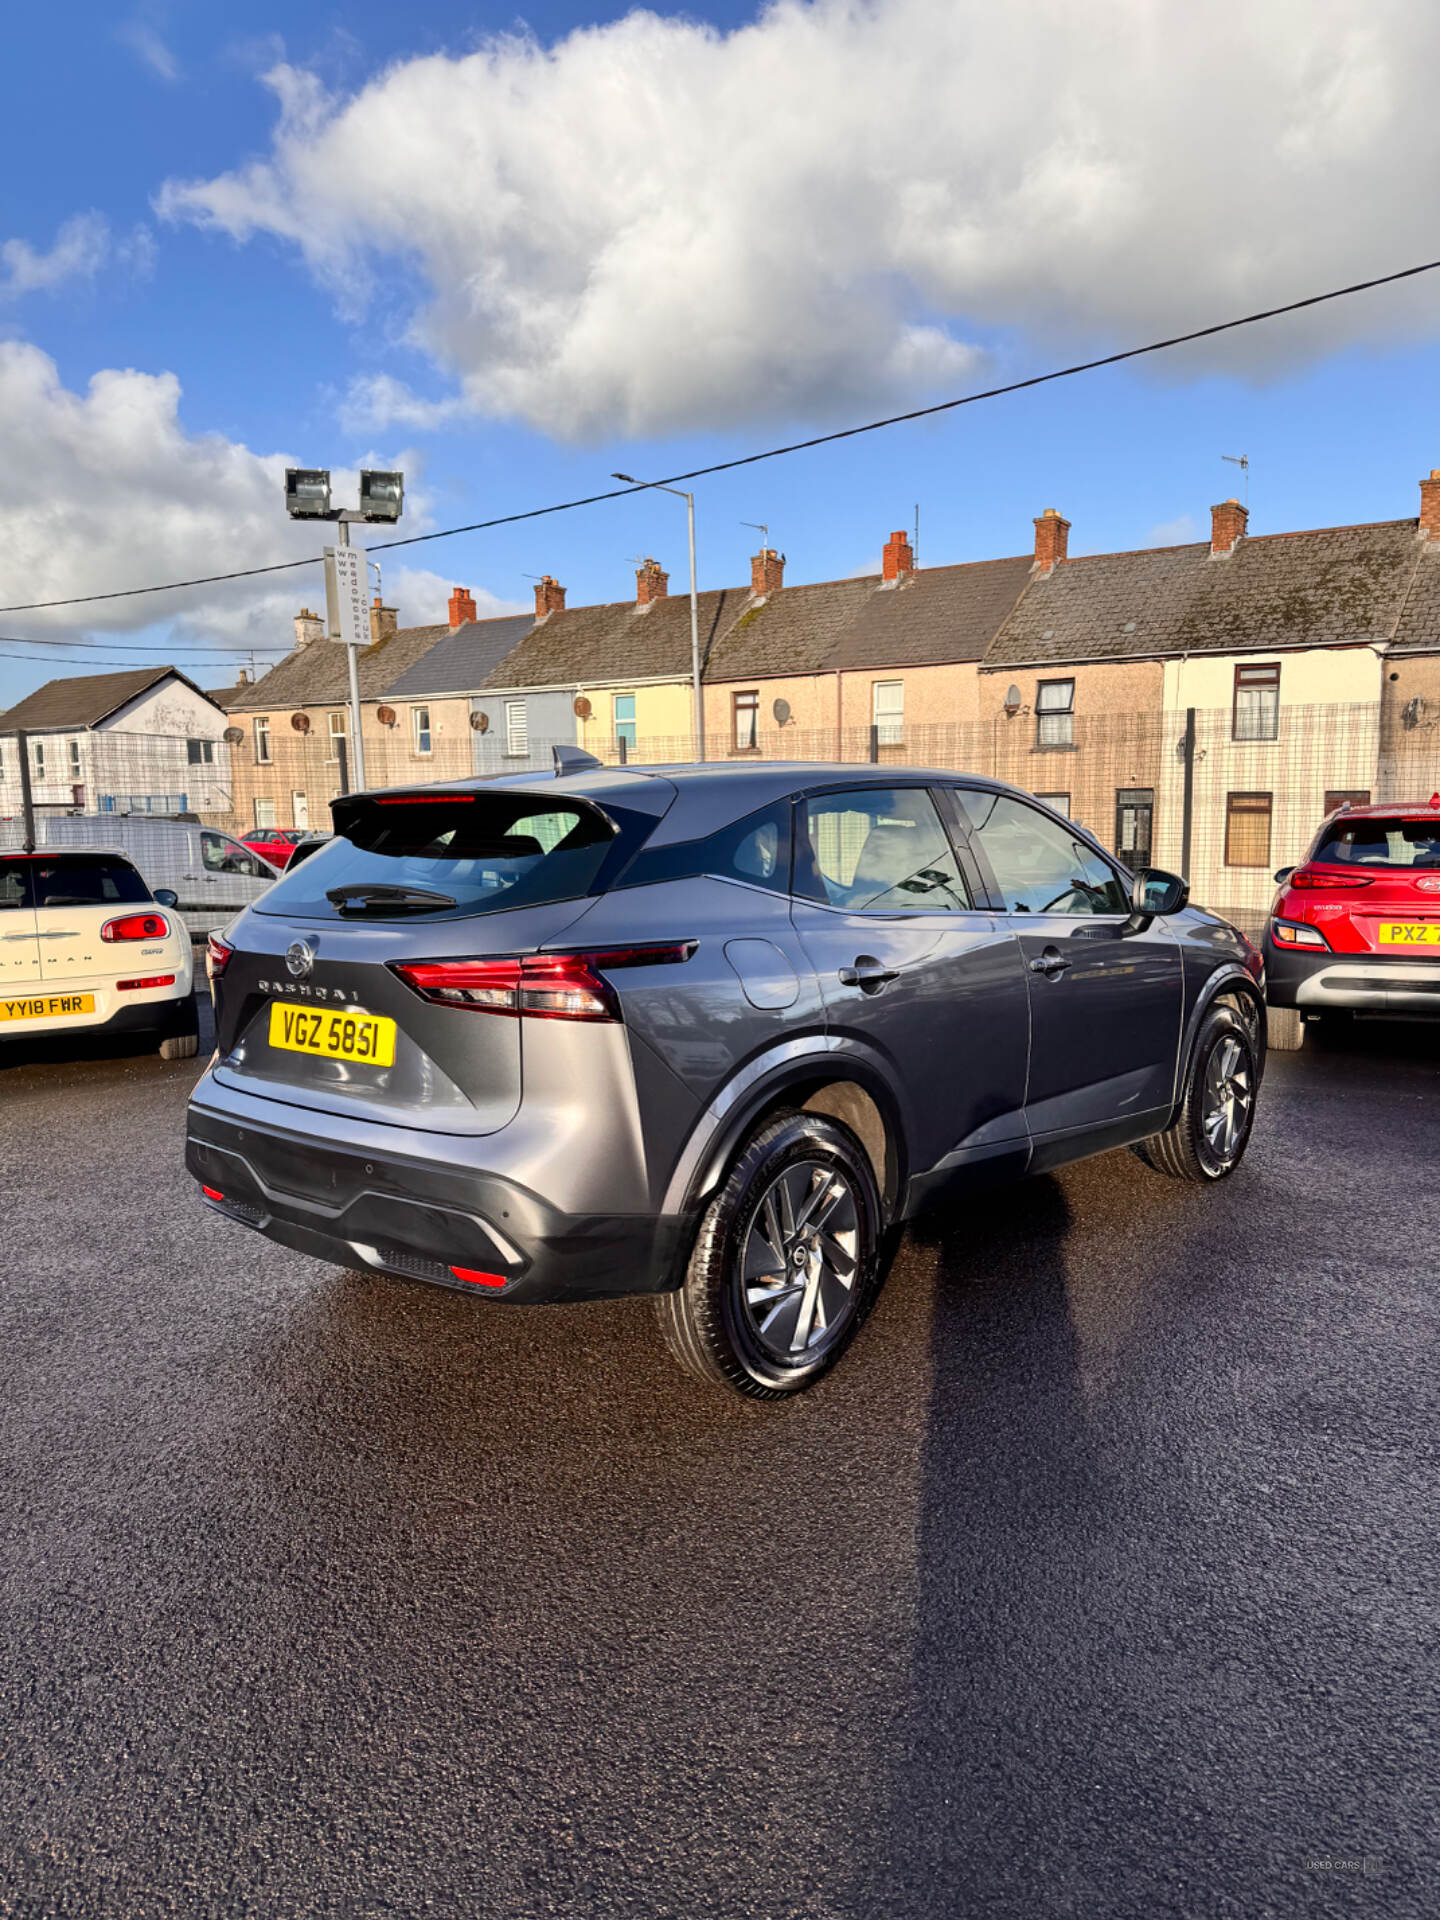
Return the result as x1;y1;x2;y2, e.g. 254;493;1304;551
185;1079;689;1306
1264;939;1440;1014
0;983;197;1041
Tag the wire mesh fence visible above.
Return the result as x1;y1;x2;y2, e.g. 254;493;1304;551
5;700;1438;938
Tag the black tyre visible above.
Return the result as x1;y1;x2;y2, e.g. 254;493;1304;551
656;1110;883;1399
1266;1004;1304;1053
1133;1004;1258;1183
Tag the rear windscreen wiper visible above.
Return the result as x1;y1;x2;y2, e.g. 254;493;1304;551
326;884;456;914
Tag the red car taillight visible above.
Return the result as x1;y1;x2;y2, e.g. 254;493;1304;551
207;933;233;977
391;942;697;1022
101;911;169;941
1287;869;1373;891
116;974;178;990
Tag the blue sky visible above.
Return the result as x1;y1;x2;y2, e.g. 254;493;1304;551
3;0;1440;710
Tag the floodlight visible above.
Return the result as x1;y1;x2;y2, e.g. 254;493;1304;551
285;468;332;519
359;469;405;522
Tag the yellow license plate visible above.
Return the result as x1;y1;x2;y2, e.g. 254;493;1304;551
1378;922;1440;946
0;992;96;1020
268;1002;396;1065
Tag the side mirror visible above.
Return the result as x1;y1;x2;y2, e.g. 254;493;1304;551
1273;866;1295;886
1130;867;1189;917
152;887;179;908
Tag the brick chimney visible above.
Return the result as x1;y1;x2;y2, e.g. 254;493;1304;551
448;586;478;630
1211;498;1249;557
534;574;566;618
1032;509;1070;574
881;530;915;583
293;607;325;650
1419;470;1440;542
750;547;785;597
636;557;668;606
369;595;398;642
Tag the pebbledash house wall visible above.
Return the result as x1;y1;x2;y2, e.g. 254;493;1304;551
701;665;985;760
1380;653;1440;798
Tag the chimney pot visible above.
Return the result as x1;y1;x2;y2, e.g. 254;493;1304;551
448;586;478;630
534;574;567;618
369;593;398;642
750;547;785;597
1419;470;1440;542
882;530;915;583
1032;510;1070;573
1210;498;1249;557
636;557;669;606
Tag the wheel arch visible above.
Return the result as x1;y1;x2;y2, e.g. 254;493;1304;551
1175;964;1267;1116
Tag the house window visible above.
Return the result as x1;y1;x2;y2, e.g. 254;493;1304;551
872;680;904;746
412;707;432;755
1115;788;1154;863
733;689;759;752
1233;663;1280;742
613;693;637;752
505;700;528;757
33;741;45;780
254;717;272;764
326;712;346;761
1324;789;1370;814
1036;679;1075;747
1225;792;1273;867
1034;792;1071;818
254;798;277;829
69;740;82;777
186;739;215;765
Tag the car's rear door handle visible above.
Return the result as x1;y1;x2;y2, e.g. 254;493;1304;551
1029;949;1072;978
839;957;900;992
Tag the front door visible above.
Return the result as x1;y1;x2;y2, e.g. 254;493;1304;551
292;792;309;830
1115;788;1154;865
790;785;1030;1182
957;789;1183;1151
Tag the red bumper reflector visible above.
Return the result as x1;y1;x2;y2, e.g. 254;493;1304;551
201;1185;224;1201
116;974;177;991
450;1266;507;1288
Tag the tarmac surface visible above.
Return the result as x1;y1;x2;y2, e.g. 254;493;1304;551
1;996;1437;1919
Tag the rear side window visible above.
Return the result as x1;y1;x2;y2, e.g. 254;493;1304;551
1312;818;1440;868
0;854;150;910
257;795;617;919
618;802;792;894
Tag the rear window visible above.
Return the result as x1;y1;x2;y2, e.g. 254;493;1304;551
256;795;617;919
0;853;151;910
1312;817;1440;869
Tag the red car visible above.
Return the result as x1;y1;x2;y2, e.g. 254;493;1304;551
1263;797;1440;1047
241;828;306;870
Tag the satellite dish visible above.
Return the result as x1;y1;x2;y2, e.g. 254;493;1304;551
772;697;791;727
222;726;244;745
1003;684;1022;718
376;706;397;727
470;710;490;733
573;695;593;720
290;712;312;734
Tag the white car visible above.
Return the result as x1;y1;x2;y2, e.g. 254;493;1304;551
0;848;197;1058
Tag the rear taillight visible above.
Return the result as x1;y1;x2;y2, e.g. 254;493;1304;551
1271;920;1330;950
116;974;177;990
1287;869;1372;891
101;911;169;942
391;941;696;1022
450;1266;507;1288
207;934;233;978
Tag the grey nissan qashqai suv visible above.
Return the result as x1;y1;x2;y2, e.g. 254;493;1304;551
188;757;1266;1398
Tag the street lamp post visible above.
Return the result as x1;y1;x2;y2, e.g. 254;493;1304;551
284;468;404;794
614;474;704;763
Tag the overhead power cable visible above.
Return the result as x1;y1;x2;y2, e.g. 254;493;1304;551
3;254;1439;618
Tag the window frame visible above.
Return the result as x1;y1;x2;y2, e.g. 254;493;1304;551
872;679;904;747
1113;787;1155;864
326;711;346;762
1033;791;1071;818
33;740;45;780
68;739;82;777
1224;790;1274;868
1323;789;1371;815
733;689;760;753
412;706;433;756
612;692;637;752
1232;662;1280;743
504;699;528;758
254;716;272;765
1035;678;1075;749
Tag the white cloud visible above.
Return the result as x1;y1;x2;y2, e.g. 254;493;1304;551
157;0;1440;442
1145;513;1201;547
117;19;180;82
1;214;111;299
0;343;516;649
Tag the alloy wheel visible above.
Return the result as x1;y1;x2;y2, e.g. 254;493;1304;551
738;1158;860;1363
1201;1032;1253;1164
